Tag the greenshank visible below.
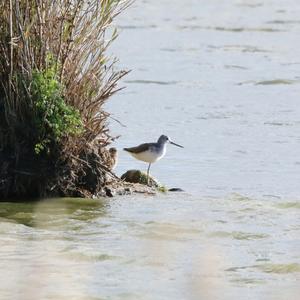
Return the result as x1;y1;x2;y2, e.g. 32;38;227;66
124;135;183;185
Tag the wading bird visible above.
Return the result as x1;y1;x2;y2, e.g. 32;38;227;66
124;135;183;185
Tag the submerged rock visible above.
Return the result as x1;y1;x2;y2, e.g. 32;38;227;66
104;180;156;196
168;188;184;192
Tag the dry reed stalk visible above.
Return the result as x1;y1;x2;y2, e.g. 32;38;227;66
0;0;132;198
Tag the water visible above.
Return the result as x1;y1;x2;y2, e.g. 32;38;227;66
107;0;300;198
0;196;299;299
1;0;300;299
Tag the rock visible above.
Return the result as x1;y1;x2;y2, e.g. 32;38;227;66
104;187;114;197
124;187;131;193
121;170;159;187
168;188;184;192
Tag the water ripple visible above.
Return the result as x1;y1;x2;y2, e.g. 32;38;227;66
255;79;300;85
238;79;300;85
208;231;269;240
275;201;300;209
177;25;284;33
124;79;179;85
226;263;300;274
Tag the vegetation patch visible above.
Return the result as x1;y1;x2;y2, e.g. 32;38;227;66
31;63;83;154
0;0;131;199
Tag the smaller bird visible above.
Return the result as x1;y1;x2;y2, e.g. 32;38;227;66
124;135;183;185
100;147;118;171
108;147;118;170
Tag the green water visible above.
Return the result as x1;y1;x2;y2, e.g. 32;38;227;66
0;195;299;300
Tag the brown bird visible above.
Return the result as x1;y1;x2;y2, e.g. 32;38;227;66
99;147;118;171
102;147;118;171
108;147;118;170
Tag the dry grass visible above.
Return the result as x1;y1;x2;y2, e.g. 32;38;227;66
0;0;131;198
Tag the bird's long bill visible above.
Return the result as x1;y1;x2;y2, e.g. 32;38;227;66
170;141;184;148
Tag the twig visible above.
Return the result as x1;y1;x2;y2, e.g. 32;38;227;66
108;115;127;127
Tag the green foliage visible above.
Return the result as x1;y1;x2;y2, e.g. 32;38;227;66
31;64;82;155
158;185;168;193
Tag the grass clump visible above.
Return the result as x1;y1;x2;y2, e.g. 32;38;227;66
157;185;168;193
0;0;131;199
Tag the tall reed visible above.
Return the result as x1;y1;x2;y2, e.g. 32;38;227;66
0;0;131;198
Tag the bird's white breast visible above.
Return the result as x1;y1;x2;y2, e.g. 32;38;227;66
129;145;166;163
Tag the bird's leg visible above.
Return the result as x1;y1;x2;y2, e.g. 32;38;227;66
146;163;151;186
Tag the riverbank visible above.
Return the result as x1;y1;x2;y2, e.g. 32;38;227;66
0;0;131;200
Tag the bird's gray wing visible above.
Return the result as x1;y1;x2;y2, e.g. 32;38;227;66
124;143;154;154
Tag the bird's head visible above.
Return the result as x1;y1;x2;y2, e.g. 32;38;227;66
109;147;117;155
157;135;184;148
